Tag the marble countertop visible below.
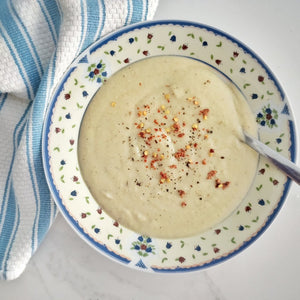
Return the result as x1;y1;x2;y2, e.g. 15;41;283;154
1;1;300;299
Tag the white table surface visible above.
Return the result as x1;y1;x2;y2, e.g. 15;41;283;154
1;1;300;299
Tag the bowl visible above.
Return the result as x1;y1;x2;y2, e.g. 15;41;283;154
42;20;296;273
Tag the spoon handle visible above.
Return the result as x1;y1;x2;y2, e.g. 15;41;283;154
243;132;300;185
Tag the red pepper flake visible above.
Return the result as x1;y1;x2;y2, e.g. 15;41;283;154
209;148;215;156
181;201;187;207
157;109;161;113
222;181;230;189
194;143;198;148
159;171;170;184
178;190;186;198
154;119;159;125
139;82;142;86
182;122;186;127
169;164;177;169
174;148;186;160
138;131;146;138
202;159;206;165
215;179;222;188
150;159;158;169
162;134;167;139
199;108;210;119
163;115;168;119
207;170;217;179
178;133;185;138
172;122;180;132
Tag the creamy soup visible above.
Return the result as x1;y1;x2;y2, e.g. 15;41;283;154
78;56;258;238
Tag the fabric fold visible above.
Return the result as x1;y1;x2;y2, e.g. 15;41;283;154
0;0;159;280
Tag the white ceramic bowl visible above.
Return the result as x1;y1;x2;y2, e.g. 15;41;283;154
42;20;296;273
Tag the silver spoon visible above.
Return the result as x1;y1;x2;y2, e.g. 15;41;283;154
243;131;300;185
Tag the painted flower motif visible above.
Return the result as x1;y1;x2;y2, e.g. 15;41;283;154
256;104;278;128
86;60;107;82
131;235;155;257
166;242;172;249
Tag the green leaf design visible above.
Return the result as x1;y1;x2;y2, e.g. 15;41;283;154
162;257;168;263
54;147;60;152
252;216;259;223
180;240;185;248
187;33;195;39
107;234;113;239
216;41;222;47
199;36;203;42
162;250;167;254
223;226;229;230
157;45;165;50
243;83;251;89
59;166;63;171
256;184;263;191
276;147;282;152
74;78;78;85
203;252;208;256
118;45;123;52
61;106;66;110
242;59;247;64
77;103;83;109
192;254;196;259
231;237;236;244
60;175;65;183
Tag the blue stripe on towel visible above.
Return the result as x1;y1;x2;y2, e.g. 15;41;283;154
0;104;30;272
3;186;20;279
0;24;32;100
43;0;62;39
10;1;44;77
130;0;144;23
0;1;41;98
0;93;8;111
81;0;100;51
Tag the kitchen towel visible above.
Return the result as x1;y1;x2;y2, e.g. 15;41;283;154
0;0;158;280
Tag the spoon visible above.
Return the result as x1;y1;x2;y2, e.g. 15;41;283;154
243;131;300;185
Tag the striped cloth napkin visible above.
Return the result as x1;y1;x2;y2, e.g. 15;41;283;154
0;0;158;280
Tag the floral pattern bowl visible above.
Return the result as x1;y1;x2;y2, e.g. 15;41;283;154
42;20;296;273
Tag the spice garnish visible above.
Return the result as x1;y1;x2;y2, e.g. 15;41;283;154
207;170;217;179
174;148;186;160
199;108;209;119
178;190;185;198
